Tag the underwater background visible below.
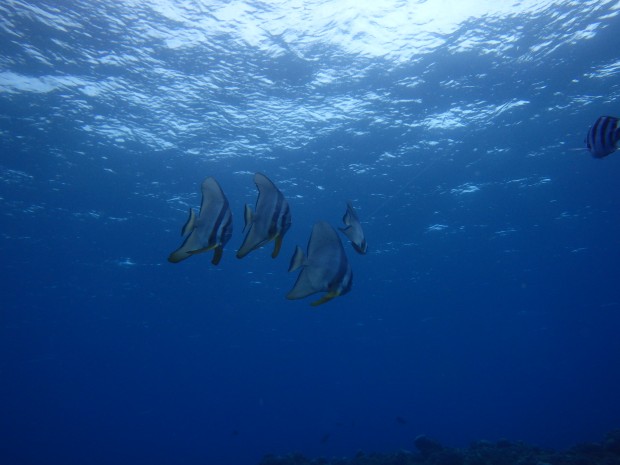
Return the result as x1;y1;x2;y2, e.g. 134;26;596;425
2;1;620;464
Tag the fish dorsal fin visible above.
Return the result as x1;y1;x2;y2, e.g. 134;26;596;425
341;202;350;225
343;201;359;225
199;177;224;212
307;221;338;258
253;172;278;214
288;245;306;272
254;172;277;197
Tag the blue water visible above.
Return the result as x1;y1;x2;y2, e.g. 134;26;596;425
2;1;620;464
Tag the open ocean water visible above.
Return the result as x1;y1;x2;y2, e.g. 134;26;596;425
2;1;620;464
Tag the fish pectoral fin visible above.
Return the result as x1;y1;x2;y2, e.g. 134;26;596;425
242;204;253;232
181;208;197;236
311;291;339;307
211;246;224;265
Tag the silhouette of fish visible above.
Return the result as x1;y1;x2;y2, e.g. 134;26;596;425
339;201;367;254
287;221;353;306
237;173;292;259
168;176;233;265
586;115;620;158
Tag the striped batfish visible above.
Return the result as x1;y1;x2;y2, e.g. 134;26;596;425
339;201;367;254
168;176;233;265
586;116;620;158
236;172;292;259
286;221;353;307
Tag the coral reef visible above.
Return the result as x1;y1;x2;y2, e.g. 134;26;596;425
258;430;620;465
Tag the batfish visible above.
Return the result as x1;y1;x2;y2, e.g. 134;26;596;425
286;221;353;306
168;176;233;265
339;201;367;254
236;172;291;259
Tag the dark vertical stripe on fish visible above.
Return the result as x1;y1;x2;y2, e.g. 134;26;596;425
591;117;603;149
278;204;289;234
601;117;613;150
268;194;284;237
208;201;229;246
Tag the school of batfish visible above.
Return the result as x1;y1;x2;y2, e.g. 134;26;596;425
167;116;618;306
168;172;366;307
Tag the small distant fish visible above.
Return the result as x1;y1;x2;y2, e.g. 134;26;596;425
339;201;367;254
237;172;292;259
321;433;330;444
168;176;233;265
586;116;620;158
395;416;407;425
286;221;353;306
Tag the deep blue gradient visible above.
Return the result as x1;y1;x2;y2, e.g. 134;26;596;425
2;1;620;464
